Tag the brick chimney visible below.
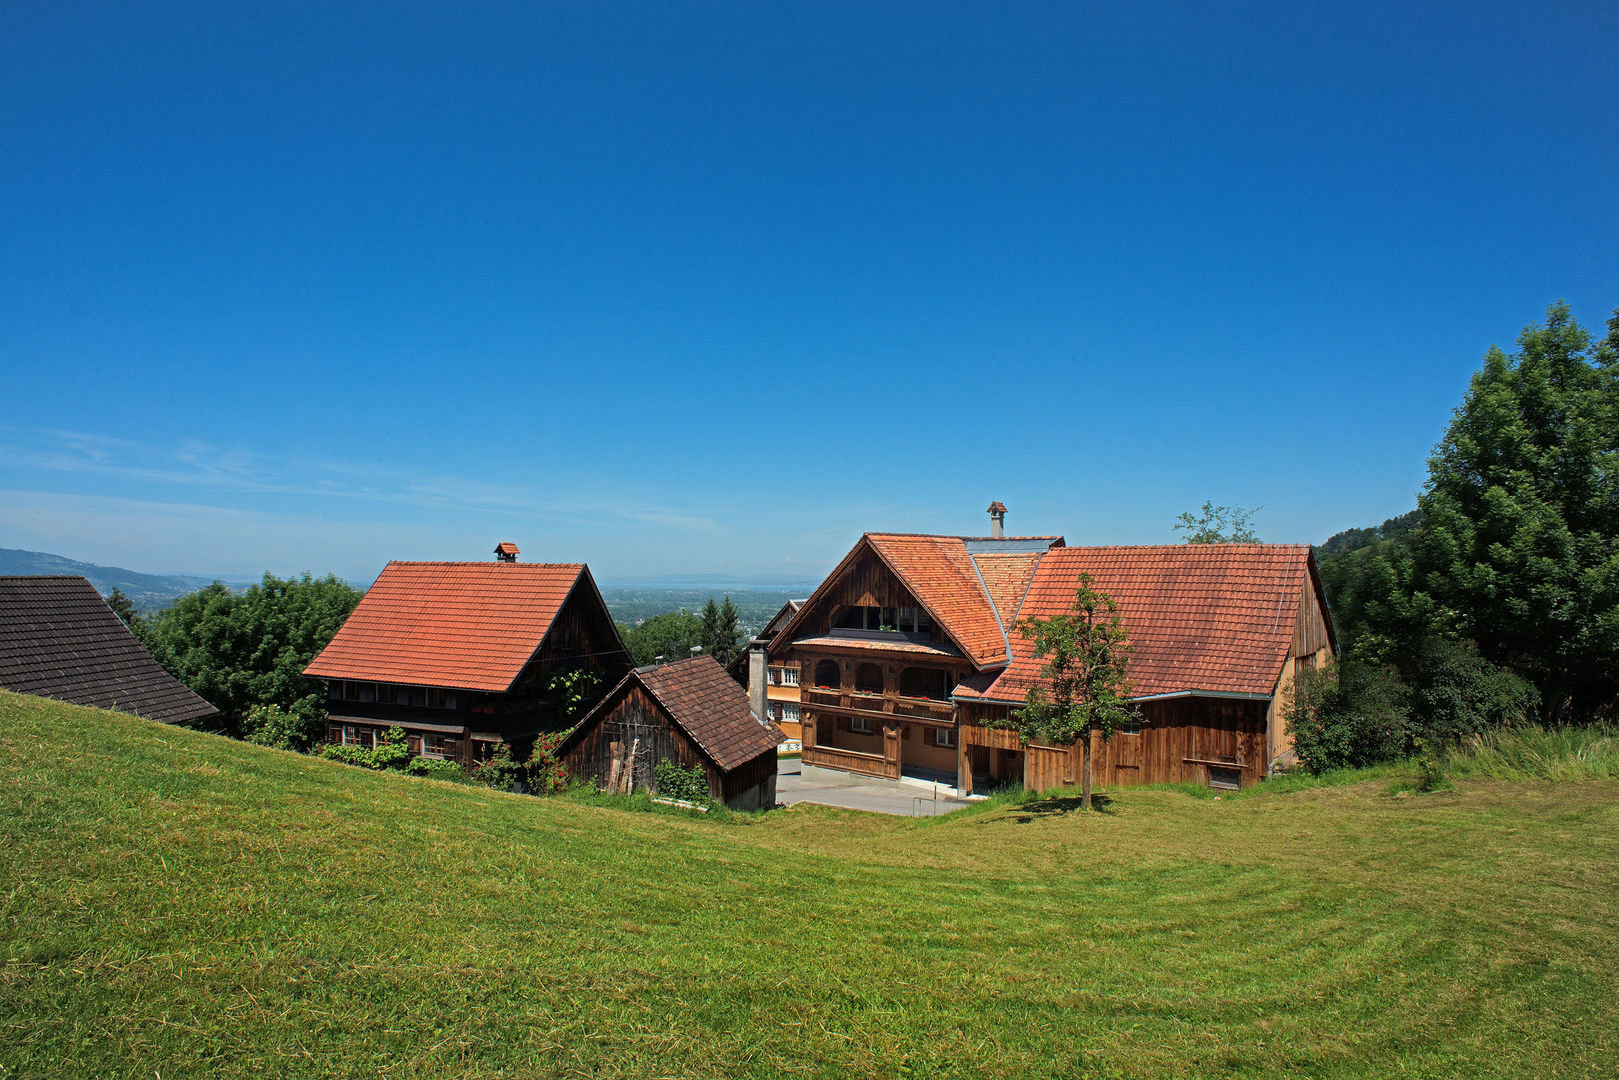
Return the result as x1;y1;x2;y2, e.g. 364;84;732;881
986;501;1007;539
494;541;520;563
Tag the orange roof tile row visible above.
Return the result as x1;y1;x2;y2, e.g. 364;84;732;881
960;544;1313;702
303;562;586;692
970;551;1045;631
864;534;1013;666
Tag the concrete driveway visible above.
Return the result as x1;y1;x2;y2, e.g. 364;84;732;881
776;758;976;817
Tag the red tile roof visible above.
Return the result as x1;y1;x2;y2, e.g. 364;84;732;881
612;655;783;771
971;551;1045;631
959;544;1316;703
304;561;590;692
864;534;1014;666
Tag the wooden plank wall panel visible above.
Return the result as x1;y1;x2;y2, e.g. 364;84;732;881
1014;696;1270;792
562;684;721;799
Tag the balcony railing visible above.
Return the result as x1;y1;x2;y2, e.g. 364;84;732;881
803;744;899;781
801;686;956;723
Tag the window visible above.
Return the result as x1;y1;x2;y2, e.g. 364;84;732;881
850;716;873;735
936;727;956;748
423;733;459;758
425;688;455;710
814;660;841;689
855;663;884;694
782;703;800;723
377;685;399;705
1121;717;1141;736
328;682;342;701
769;665;800;687
409;688;427;707
768;702;782;721
357;683;376;703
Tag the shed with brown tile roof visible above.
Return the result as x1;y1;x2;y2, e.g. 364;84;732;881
0;575;220;726
560;655;782;810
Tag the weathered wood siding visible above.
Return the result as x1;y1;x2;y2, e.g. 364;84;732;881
962;696;1268;792
536;584;631;678
560;683;723;799
1266;579;1337;763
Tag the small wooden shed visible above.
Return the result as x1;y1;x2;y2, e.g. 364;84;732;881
560;655;783;810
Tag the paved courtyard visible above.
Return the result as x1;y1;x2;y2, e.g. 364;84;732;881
776;757;976;816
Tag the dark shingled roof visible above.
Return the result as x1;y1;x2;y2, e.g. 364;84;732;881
0;575;221;725
617;655;783;771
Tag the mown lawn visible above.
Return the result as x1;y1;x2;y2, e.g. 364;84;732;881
2;690;1616;1079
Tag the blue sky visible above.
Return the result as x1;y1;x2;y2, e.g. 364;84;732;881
2;1;1616;585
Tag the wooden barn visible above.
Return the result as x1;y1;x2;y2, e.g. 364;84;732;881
754;504;1335;794
303;544;632;768
0;575;221;727
560;655;783;810
953;542;1336;793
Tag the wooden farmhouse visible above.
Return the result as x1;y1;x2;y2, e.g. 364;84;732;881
560;655;784;809
0;575;221;727
303;545;631;767
754;505;1335;794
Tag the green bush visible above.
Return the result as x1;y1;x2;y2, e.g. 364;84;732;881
1404;638;1540;744
406;757;467;782
1289;660;1410;773
653;758;709;803
318;726;415;772
473;745;526;790
1290;640;1544;775
244;703;324;751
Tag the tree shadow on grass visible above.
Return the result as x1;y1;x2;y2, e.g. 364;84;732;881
1008;792;1113;822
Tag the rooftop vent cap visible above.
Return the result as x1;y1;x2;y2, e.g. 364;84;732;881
986;501;1007;539
494;541;520;563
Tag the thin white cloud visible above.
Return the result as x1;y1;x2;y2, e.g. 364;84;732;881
0;427;721;533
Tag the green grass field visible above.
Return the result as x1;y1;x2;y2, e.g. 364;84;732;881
3;690;1616;1079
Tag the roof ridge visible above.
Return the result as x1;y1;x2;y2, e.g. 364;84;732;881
381;560;587;567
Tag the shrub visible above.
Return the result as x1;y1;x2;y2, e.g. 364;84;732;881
653;758;709;803
1404;638;1540;745
1289;659;1410;773
407;757;467;782
244;703;324;751
528;732;569;793
318;726;414;772
473;746;526;790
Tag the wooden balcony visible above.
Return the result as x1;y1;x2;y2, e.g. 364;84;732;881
802;743;899;781
800;687;956;726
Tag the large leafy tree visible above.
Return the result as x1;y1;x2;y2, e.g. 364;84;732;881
995;574;1136;809
140;572;362;741
618;610;704;667
1413;302;1619;721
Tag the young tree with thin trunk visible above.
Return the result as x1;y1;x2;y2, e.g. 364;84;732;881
999;574;1136;809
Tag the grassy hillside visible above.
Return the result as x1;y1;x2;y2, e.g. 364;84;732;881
3;691;1616;1079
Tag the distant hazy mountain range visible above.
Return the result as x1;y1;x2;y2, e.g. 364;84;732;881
0;549;261;613
0;547;819;629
